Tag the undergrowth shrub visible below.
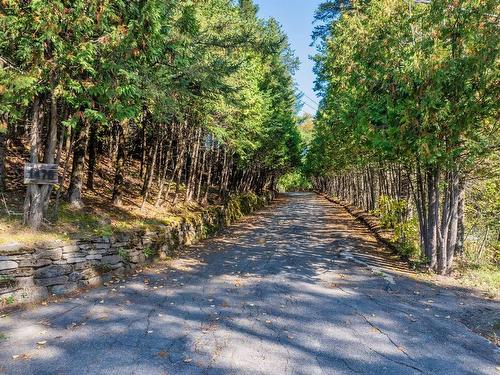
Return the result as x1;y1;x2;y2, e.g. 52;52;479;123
374;196;420;260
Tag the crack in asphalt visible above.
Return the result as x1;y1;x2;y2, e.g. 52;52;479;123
0;193;498;375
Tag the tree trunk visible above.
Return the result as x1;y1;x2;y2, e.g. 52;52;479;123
186;127;201;202
171;123;188;205
140;125;147;179
154;136;174;208
437;173;451;274
55;123;73;211
40;86;59;214
455;179;465;256
112;122;128;206
23;97;44;229
0;115;6;191
141;135;160;209
426;167;439;270
68;120;89;207
202;142;217;205
196;140;210;202
445;172;461;273
86;122;98;190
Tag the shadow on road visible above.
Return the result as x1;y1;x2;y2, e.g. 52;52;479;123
0;193;498;374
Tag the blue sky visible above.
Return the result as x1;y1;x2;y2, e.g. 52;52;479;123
253;0;323;115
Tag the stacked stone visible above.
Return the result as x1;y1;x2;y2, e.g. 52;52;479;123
0;192;274;306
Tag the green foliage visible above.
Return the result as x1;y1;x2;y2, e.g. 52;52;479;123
374;196;420;260
0;0;302;186
307;0;499;178
277;171;312;192
374;196;408;229
307;0;499;276
455;263;500;298
3;295;14;305
143;246;154;258
464;170;500;266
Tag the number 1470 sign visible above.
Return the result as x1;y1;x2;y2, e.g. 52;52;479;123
24;163;58;185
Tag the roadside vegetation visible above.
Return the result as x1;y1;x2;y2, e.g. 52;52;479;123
0;0;302;244
305;0;499;291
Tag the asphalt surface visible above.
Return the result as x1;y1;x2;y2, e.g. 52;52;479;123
0;192;498;375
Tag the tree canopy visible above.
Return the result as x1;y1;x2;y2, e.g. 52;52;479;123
0;0;302;229
307;0;499;274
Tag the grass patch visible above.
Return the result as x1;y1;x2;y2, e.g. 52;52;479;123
2;296;15;305
454;261;500;298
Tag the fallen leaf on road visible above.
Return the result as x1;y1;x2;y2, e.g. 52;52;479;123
36;341;47;345
157;351;168;358
183;358;192;363
13;354;30;361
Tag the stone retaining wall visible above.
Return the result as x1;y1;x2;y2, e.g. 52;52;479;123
0;192;274;307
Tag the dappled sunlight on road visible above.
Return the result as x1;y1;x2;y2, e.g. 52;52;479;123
0;193;498;375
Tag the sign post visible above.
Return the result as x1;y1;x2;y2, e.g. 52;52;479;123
24;163;58;185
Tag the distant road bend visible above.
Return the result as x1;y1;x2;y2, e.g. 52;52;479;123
1;193;498;375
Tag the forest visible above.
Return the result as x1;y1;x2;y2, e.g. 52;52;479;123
0;0;498;282
0;0;301;236
306;0;499;277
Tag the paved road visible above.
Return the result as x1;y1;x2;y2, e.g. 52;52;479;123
1;193;498;374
